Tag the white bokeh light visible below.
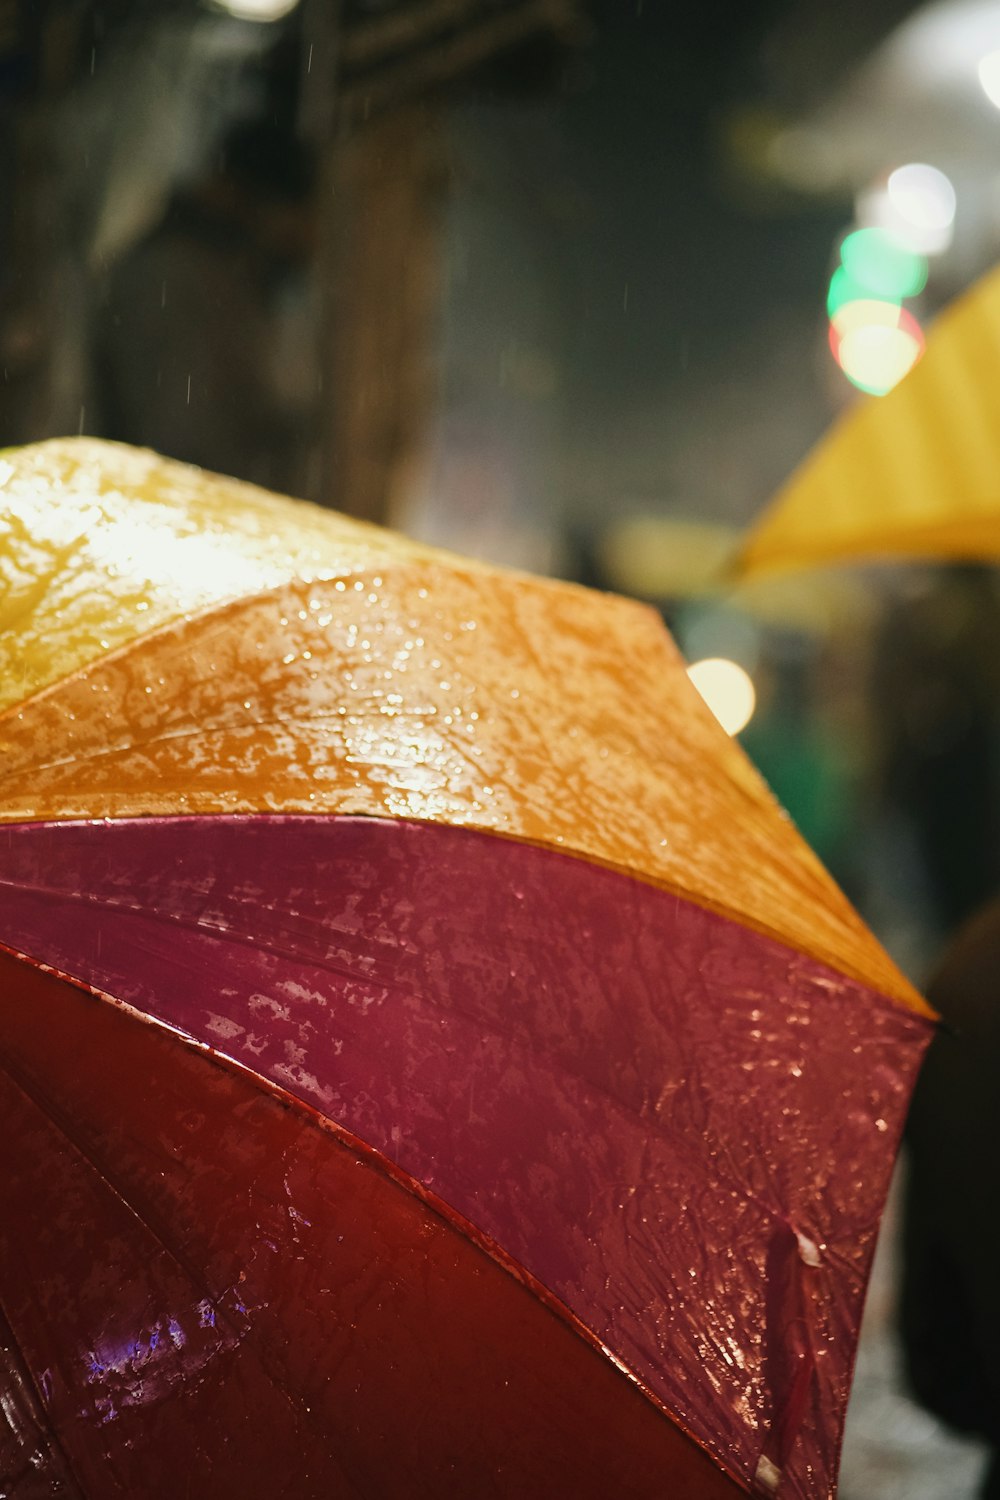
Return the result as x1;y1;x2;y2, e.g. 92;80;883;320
888;163;956;229
210;0;300;20
836;319;923;396
858;163;957;255
687;658;756;737
979;47;1000;106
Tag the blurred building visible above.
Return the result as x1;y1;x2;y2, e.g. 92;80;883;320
0;0;586;517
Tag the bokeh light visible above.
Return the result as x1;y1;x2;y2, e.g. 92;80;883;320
887;164;956;238
687;658;756;736
209;0;300;20
857;164;957;255
833;309;924;396
827;267;900;320
839;228;928;300
978;48;1000;108
829;298;909;344
827;220;928;397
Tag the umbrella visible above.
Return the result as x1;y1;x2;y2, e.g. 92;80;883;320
0;438;932;1498
736;263;1000;578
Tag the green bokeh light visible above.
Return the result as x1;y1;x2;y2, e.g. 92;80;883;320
839;228;928;300
826;266;900;319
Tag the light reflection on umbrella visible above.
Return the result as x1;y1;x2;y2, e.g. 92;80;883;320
0;439;932;1498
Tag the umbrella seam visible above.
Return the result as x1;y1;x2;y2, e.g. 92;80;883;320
0;1044;396;1499
0;1290;87;1498
2;940;751;1495
3;906;895;1282
0;814;932;1018
0;1046;250;1330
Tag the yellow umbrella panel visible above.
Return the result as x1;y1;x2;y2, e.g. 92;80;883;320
737;263;1000;576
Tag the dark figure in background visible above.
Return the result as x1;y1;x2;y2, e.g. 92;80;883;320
91;121;316;494
901;898;1000;1497
875;567;1000;934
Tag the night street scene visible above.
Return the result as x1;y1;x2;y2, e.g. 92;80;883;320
3;2;1000;1496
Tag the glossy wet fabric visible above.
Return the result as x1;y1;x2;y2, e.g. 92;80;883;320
0;438;934;1499
1;951;739;1500
0;562;922;1015
1;815;932;1498
0;437;450;712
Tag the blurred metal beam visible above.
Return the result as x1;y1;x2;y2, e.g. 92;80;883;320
339;0;584;121
342;0;508;69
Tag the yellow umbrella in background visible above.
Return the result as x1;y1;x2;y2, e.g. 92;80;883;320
736;263;1000;577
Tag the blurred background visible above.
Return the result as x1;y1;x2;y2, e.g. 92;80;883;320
3;1;1000;1493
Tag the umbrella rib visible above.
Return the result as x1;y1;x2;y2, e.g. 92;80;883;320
0;1050;375;1498
1;730;926;1016
0;705;485;786
0;1044;241;1320
0;707;453;782
0;883;415;1005
0;1290;86;1497
3;885;713;1155
2;882;856;1245
0;717;314;781
4;925;789;1494
3;980;718;1495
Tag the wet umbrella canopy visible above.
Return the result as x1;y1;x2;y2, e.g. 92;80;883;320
0;440;933;1498
736;263;1000;578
